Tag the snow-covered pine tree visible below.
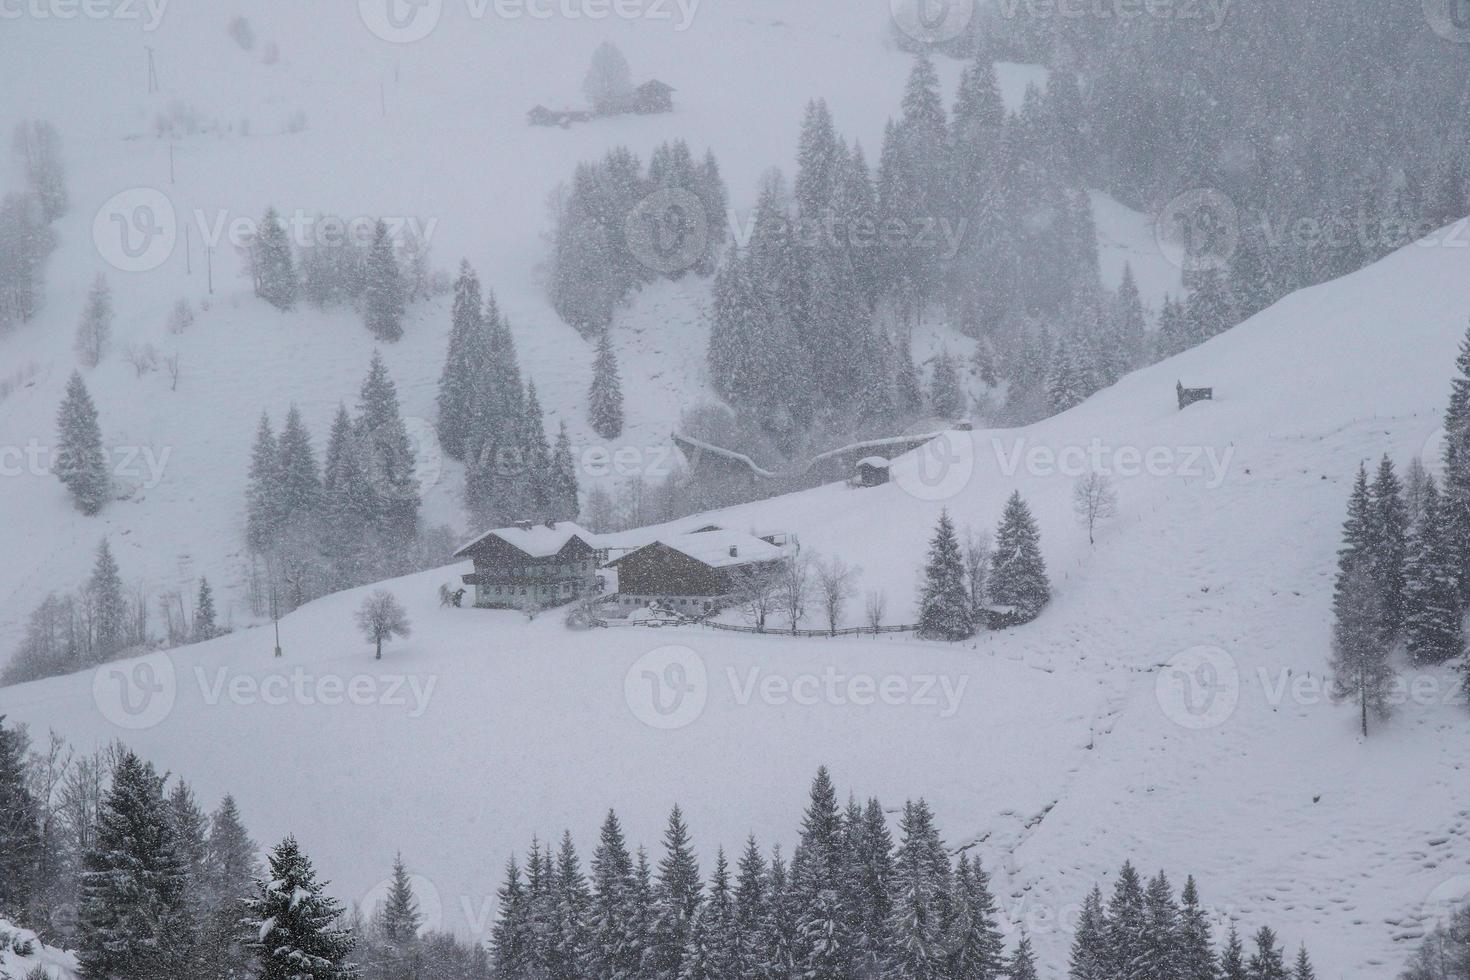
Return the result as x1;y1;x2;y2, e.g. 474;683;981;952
254;207;298;310
918;509;975;641
589;329;626;440
794;99;842;224
687;848;737;980
550;422;580;523
1368;454;1409;636
1220;925;1247;980
13;120;68;222
1330;562;1394;736
1405;476;1464;665
733;836;768;977
763;846;800;980
277;405;322;528
192;576;218;641
1292;945;1315;980
1176;876;1217;980
798;887;850;980
1246;926;1289;980
167;781;210;977
1111;263;1148;375
200;794;259;980
363;220;406;342
246;835;359;979
945;852;1004;980
374;852;424;976
546;832;590;980
1405;455;1431;526
74;273;112;367
521;380;553;518
322;402;376;590
929;349;966;419
437;261;487;460
1047;338;1090;413
490;858;531;980
989;492;1050;625
1440;321;1470;604
87;537;127;661
794;767;844;903
1009;933;1040;980
0;191;59;329
357;352;419;554
629;847;656;978
848;798;895;973
651;806;702;980
1068;885;1109;980
1140;871;1182;980
587;810;636;980
76;751;195;980
1104;862;1147;980
884;800;950;980
246;412;283;554
0;715;41;917
55;370;110;514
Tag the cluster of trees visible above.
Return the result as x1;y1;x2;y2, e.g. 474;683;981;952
918;494;1050;640
0;720;488;979
1330;323;1470;735
482;766;1313;980
244;353;443;613
0;120;64;332
437;262;581;531
3;537;223;685
1401;900;1470;980
548;140;727;335
242;207;437;341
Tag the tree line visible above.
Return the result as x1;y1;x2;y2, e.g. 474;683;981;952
1329;322;1470;734
0;120;64;334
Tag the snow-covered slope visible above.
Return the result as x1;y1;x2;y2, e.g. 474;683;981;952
0;919;78;980
0;0;1165;648
5;225;1470;976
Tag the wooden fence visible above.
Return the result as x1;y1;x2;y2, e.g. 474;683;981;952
698;620;919;638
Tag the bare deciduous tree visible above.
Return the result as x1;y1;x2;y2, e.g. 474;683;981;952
123;342;158;377
815;555;859;635
166;297;194;334
778;552;812;633
1072;471;1119;545
355;589;411;659
864;589;887;634
962;527;990;623
731;564;780;632
164;350;181;391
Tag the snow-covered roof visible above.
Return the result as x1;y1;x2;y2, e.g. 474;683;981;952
607;527;791;570
857;456;890;468
453;521;603;559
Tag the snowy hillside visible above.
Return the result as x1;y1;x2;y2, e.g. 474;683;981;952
4;221;1469;976
0;919;78;980
0;0;1174;650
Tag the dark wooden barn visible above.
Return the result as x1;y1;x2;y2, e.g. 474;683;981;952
604;527;792;616
854;457;891;487
632;79;674;114
1177;380;1214;409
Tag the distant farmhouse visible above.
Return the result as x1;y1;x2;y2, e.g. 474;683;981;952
454;520;606;609
527;79;674;128
1176;380;1214;409
604;525;796;617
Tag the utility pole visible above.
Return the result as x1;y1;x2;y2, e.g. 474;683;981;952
168;141;174;183
145;46;159;94
184;222;191;275
206;246;214;294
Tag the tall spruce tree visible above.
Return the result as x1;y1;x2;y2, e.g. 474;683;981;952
1069;885;1109;980
245;835;359;979
491;858;532;979
1105;862;1147;980
246;412;283;553
1404;476;1464;664
1330;562;1394;737
945;852;1004;980
989;492;1050;625
437;261;488;460
193;576;218;641
74;273;112;367
76;751;195;980
885;800;949;980
88;537;127;660
1009;933;1040;980
589;329;626;439
1246;927;1288;980
55;370;110;514
588;810;638;980
1140;871;1182;980
1368;455;1409;636
918;509;975;640
200;795;259;980
363;220;406;342
255;207;298;310
1220;925;1247;980
651;806;703;980
0;715;41;918
374;852;424;976
357;352;420;553
1177;876;1218;980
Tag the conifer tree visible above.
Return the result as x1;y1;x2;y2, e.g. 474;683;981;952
192;576;219;641
945;852;1004;980
357;352;420;552
254;207;298;310
363;220;406;342
588;810;637;980
918;510;975;640
1009;933;1040;980
1220;925;1247;980
55;370;110;514
1246;927;1288;980
989;492;1050;625
437;261;487;460
0;715;41;917
374;853;424;976
88;537;128;660
929;349;966;418
322;403;376;588
794;767;845;902
589;329;626;439
1105;862;1147;980
885;800;950;980
1330;562;1394;737
548;832;591;980
277;404;323;528
1069;885;1109;980
1441;321;1470;602
549;422;580;523
764;847;800;980
246;835;359;979
733;836;768;977
1404;476;1464;664
1141;871;1182;980
1177;876;1218;980
491;858;532;979
798;887;850;980
76;751;194;980
686;849;737;980
849;798;895;973
200;795;259;980
651;806;702;980
1368;454;1409;635
246;412;283;553
74;273;112;367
